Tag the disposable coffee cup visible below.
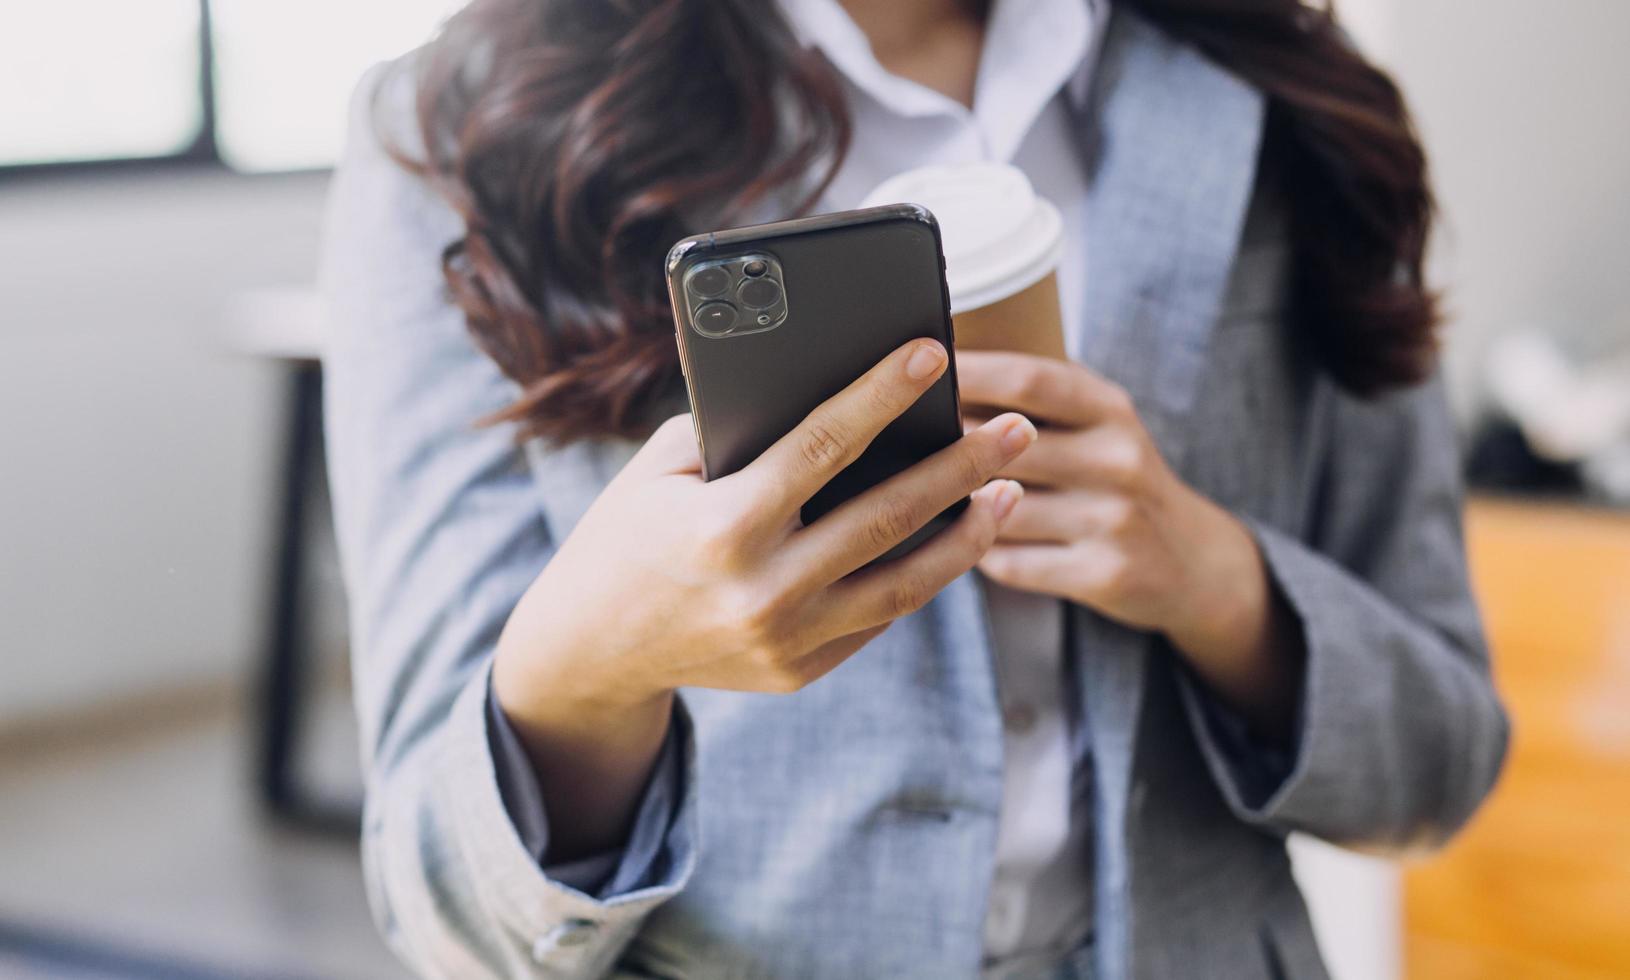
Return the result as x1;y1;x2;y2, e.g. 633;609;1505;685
862;163;1067;360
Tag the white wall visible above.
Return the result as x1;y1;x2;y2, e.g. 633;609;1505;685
1398;0;1630;410
1330;0;1630;409
0;169;330;725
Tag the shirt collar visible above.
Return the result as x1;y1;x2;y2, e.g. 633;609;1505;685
778;0;1100;162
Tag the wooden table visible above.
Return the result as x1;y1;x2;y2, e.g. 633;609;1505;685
1405;497;1630;977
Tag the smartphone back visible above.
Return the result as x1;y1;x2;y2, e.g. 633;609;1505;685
668;205;963;531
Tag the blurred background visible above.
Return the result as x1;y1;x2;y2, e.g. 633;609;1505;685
1;1;1626;978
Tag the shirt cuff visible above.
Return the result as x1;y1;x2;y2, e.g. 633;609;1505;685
485;676;690;899
434;662;697;975
1174;660;1298;812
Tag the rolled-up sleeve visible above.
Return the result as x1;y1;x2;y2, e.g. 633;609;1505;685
323;63;696;978
488;679;690;898
1178;375;1510;853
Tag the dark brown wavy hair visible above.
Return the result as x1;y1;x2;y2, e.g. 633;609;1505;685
387;0;1438;443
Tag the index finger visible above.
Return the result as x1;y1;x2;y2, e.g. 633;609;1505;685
955;351;1130;428
620;413;705;479
742;338;950;519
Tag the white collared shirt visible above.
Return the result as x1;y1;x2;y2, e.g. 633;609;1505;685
774;0;1106;969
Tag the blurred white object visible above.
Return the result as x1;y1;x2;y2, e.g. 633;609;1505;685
861;162;1065;315
1290;836;1401;980
227;286;324;361
1583;443;1630;503
1485;330;1630;463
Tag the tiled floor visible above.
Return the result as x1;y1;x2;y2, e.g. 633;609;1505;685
0;690;401;980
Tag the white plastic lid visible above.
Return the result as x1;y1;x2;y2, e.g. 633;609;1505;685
861;163;1064;315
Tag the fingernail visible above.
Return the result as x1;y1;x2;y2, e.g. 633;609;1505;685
999;415;1037;454
993;480;1022;522
905;342;946;381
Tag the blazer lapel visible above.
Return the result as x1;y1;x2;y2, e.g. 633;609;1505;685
1062;12;1265;979
1067;7;1266;453
1061;4;1267;756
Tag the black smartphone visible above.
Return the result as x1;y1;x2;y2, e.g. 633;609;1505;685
666;204;967;559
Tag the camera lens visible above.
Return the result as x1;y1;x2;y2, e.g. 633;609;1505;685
693;301;738;334
742;259;769;278
737;276;783;310
689;266;731;298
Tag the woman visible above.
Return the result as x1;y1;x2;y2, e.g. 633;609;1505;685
322;0;1509;977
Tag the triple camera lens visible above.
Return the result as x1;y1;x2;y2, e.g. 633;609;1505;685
686;254;786;337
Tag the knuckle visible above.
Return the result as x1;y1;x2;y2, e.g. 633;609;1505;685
747;634;792;669
958;441;995;488
766;663;808;695
747;643;780;671
886;570;933;619
799;416;850;472
1092;549;1133;600
1011;365;1048;405
729;586;790;645
693;509;751;569
719;586;760;635
863;373;905;417
867;494;920;551
1102;383;1135;417
1105;434;1147;484
749;647;804;693
1100;497;1137;533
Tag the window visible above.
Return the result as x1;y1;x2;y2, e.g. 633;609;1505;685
0;1;204;167
0;0;463;173
211;0;464;172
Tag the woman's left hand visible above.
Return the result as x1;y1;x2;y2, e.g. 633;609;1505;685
957;351;1303;735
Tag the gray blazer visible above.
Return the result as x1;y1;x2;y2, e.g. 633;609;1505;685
322;10;1508;980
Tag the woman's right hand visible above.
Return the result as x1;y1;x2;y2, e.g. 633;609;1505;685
492;338;1035;856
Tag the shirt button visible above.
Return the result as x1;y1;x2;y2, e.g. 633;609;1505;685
532;919;599;961
1003;702;1037;735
